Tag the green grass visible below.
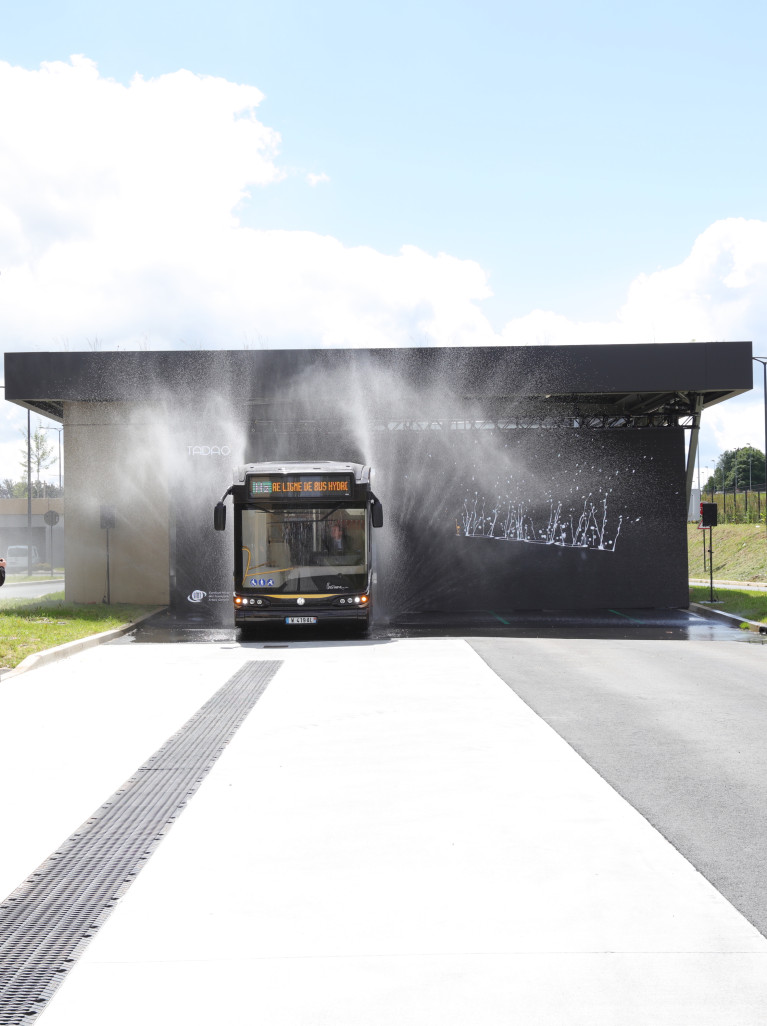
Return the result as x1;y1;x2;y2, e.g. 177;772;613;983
0;594;158;671
688;523;767;582
689;585;767;625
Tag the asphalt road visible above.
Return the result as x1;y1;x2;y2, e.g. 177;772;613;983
0;578;65;601
689;578;767;592
470;637;767;937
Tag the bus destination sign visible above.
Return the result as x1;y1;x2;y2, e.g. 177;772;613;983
247;474;354;500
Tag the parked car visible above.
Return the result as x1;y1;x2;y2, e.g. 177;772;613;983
6;546;40;572
0;555;5;586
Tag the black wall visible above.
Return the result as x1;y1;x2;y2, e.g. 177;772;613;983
168;419;688;619
377;427;688;613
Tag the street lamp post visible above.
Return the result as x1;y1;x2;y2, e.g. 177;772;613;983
753;357;767;530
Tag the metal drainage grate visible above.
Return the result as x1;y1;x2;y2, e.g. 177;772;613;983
0;659;281;1025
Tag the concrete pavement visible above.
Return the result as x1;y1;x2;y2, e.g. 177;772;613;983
1;637;766;1024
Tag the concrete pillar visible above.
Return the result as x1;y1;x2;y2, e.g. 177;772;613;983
64;401;170;605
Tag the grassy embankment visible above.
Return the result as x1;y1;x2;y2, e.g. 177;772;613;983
687;523;767;624
0;594;157;672
687;523;767;582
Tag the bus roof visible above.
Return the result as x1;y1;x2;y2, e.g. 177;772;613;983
235;461;371;485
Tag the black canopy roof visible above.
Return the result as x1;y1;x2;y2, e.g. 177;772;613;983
4;341;753;425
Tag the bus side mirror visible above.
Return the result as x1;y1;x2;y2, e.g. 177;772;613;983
371;499;383;529
214;502;227;531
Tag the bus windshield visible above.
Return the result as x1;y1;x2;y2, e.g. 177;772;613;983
239;506;368;593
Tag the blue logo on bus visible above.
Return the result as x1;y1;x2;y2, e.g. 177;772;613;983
249;577;275;587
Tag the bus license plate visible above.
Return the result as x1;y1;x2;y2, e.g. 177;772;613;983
285;616;317;625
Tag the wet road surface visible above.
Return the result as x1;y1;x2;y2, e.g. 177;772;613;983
117;603;764;645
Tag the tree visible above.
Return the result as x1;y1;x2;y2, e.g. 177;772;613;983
704;445;766;493
1;478;63;499
18;421;56;492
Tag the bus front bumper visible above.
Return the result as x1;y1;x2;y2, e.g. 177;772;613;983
234;603;370;628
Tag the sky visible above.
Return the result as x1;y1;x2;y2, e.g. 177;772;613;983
2;0;767;485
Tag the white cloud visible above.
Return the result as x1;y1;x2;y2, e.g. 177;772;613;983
702;394;766;455
1;56;767;474
618;219;767;345
501;310;621;346
3;57;765;358
0;57;281;261
502;218;767;349
0;56;497;352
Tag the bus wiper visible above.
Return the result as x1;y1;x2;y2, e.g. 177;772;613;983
272;506;348;524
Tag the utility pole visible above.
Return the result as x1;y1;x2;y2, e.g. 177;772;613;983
27;410;32;577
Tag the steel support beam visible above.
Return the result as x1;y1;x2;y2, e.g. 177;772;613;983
684;393;704;509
